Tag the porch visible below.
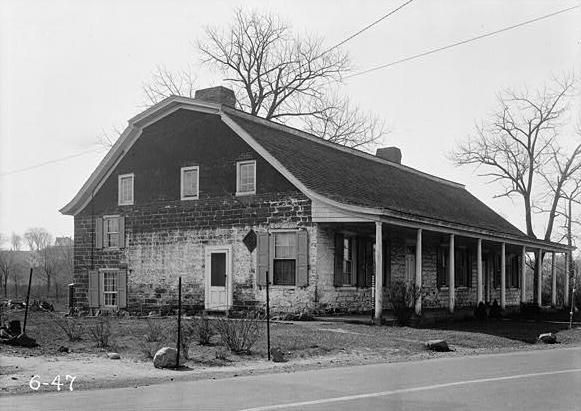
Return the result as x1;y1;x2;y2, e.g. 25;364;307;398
317;220;572;324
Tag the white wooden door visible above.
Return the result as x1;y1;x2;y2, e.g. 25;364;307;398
205;246;232;310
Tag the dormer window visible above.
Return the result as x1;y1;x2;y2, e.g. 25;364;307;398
118;173;134;206
181;166;199;200
236;160;256;196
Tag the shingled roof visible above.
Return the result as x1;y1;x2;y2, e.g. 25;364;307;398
224;108;525;238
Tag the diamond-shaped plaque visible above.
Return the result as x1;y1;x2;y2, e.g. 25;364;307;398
243;229;257;253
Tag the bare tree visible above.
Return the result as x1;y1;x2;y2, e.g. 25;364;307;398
0;250;14;298
11;233;22;251
24;228;54;298
452;76;576;239
143;65;198;105
142;9;387;149
302;92;386;150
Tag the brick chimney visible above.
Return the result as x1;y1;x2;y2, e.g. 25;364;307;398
376;147;402;164
194;86;236;107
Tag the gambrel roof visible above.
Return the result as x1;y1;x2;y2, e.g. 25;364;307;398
61;95;572;252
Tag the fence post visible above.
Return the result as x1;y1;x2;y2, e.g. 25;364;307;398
175;276;182;368
22;268;33;334
266;271;271;361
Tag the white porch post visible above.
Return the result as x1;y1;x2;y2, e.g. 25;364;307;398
477;239;483;304
520;246;527;303
374;222;383;324
500;242;506;310
449;234;455;313
536;248;543;307
415;228;422;316
564;252;570;307
551;252;557;307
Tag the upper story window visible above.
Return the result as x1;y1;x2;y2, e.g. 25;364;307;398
181;166;199;200
118;173;134;206
104;216;120;248
236;160;256;196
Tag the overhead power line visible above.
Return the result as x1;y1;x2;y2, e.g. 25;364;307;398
346;4;580;79
322;0;416;57
0;148;106;177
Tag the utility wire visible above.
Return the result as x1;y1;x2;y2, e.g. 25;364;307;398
322;0;416;57
346;4;580;79
0;148;106;177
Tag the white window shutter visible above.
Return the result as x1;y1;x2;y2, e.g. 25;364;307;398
117;270;127;308
296;231;308;287
257;232;269;286
95;218;103;249
88;269;100;308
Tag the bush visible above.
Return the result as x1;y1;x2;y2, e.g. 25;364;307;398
214;311;262;353
87;317;112;348
169;320;197;360
52;314;84;341
387;281;420;326
134;318;170;359
195;315;214;346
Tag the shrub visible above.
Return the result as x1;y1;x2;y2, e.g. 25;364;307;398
52;314;84;341
169;320;197;360
195;315;214;346
134;318;170;359
387;281;420;326
214;311;262;353
87;317;112;348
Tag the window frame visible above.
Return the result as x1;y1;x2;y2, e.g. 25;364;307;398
100;269;119;308
180;166;200;200
272;230;298;286
437;246;472;288
341;236;357;286
118;173;134;206
236;160;256;196
103;215;121;249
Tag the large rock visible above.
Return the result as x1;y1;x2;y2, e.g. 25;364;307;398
425;339;451;352
537;333;557;344
270;347;287;363
153;347;184;369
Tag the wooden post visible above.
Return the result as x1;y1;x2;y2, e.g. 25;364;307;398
551;252;557;307
266;270;271;361
448;234;455;313
23;268;33;335
520;246;527;303
477;239;483;304
415;229;422;316
536;248;543;307
564;252;570;307
175;276;182;369
374;222;383;324
500;242;506;310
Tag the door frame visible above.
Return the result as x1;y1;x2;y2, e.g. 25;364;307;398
204;245;233;310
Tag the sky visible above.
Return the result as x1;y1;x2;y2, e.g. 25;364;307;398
0;0;580;248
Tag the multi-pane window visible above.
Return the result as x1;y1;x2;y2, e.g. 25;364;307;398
343;237;355;286
181;166;199;200
118;174;134;205
437;247;472;287
103;271;118;307
273;232;297;285
103;217;120;248
506;254;520;288
236;160;256;195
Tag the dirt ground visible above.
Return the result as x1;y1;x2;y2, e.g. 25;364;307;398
1;310;580;396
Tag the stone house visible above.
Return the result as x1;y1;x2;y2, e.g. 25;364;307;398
60;86;573;320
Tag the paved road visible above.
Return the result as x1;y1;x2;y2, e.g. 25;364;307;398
2;347;581;410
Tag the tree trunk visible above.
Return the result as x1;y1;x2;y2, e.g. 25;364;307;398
524;195;536;238
46;274;51;300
